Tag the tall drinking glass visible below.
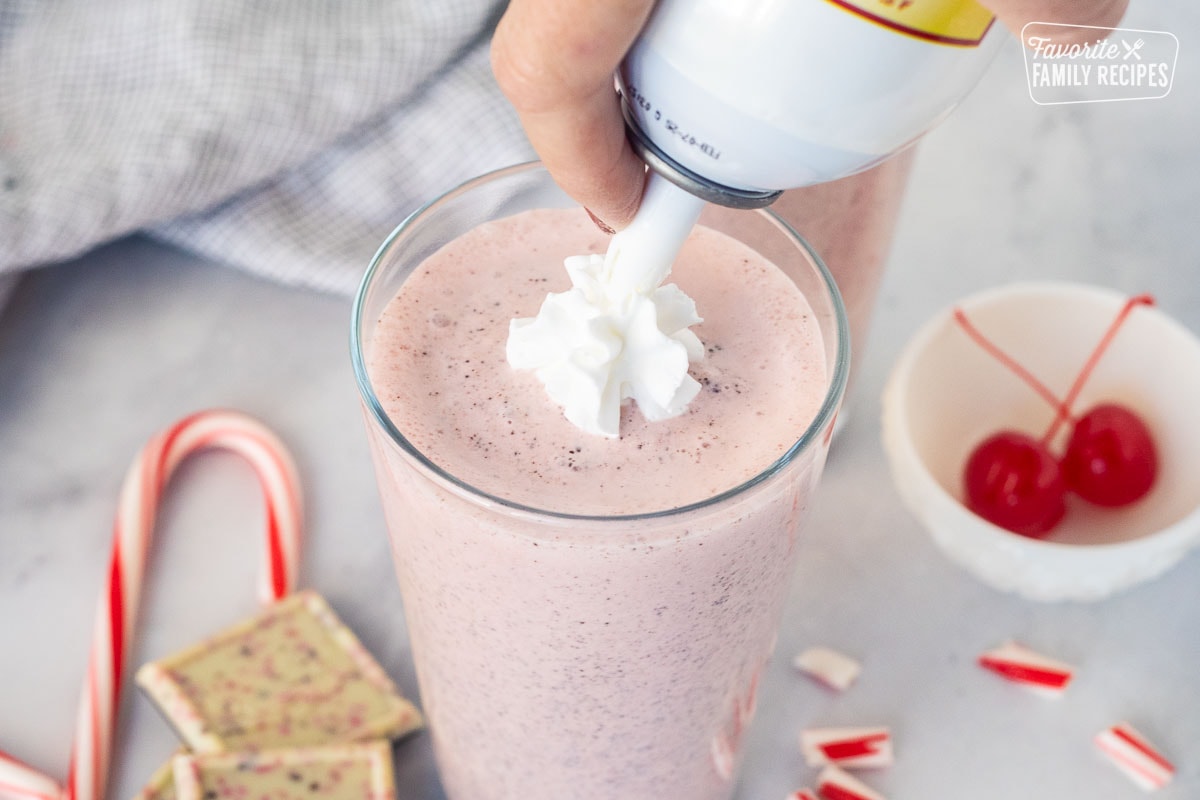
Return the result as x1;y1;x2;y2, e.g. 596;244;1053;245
352;163;848;800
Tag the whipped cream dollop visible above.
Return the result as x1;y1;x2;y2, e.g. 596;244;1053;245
506;176;709;438
507;251;703;438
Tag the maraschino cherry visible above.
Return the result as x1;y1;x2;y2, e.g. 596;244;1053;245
955;295;1158;538
963;431;1066;537
1061;403;1158;507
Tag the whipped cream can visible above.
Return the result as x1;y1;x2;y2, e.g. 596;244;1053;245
619;0;1005;205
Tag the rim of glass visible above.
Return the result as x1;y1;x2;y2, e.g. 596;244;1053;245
350;161;850;522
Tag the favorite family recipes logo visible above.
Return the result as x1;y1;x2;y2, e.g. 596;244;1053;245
1022;22;1178;105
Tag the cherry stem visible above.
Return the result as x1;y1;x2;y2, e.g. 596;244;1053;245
951;293;1156;448
952;308;1070;420
1041;293;1155;443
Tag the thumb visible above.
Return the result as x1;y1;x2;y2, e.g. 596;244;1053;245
987;0;1130;43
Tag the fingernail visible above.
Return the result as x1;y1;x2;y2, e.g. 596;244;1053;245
585;208;616;235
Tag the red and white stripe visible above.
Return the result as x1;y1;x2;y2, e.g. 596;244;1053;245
1094;723;1174;791
801;727;893;769
786;790;818;800
793;647;861;692
1;410;303;800
815;765;887;800
0;750;62;800
977;641;1074;696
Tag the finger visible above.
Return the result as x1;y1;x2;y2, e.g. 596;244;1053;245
491;0;655;229
988;0;1130;42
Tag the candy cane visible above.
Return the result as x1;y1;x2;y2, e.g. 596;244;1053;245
0;751;62;800
0;410;302;800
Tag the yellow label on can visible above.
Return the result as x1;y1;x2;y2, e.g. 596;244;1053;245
825;0;995;46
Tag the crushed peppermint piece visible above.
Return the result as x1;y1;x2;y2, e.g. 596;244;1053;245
816;764;887;800
793;647;862;691
977;641;1074;696
1094;723;1174;791
801;727;893;769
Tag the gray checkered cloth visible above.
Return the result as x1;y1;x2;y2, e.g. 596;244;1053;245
0;0;533;295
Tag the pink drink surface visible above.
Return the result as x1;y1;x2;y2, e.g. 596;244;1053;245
365;207;830;800
370;208;827;514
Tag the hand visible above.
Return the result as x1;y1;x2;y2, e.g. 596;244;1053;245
491;0;655;231
986;0;1129;43
491;0;1130;229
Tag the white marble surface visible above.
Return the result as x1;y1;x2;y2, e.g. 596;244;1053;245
2;7;1198;799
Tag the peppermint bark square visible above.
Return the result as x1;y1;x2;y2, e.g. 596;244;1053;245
171;742;394;800
136;591;422;752
130;757;180;800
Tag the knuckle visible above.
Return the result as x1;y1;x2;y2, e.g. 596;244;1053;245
491;27;558;113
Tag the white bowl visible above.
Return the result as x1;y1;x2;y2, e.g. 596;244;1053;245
882;281;1200;601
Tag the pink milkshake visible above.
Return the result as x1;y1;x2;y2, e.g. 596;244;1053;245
352;164;847;800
